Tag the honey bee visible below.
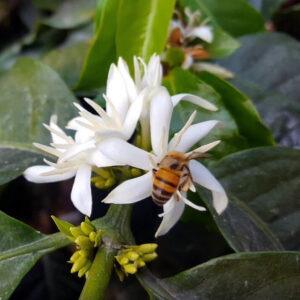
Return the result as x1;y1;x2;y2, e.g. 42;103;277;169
152;151;206;206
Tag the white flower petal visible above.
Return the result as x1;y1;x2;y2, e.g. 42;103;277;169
49;115;69;145
155;197;185;238
150;87;173;157
189;160;228;214
187;140;221;157
171;93;217;111
24;165;75;183
89;150;124;168
180;192;206;212
102;172;152;204
58;140;95;163
106;64;129;121
187;25;214;43
122;90;144;139
144;54;162;88
71;165;92;216
117;57;137;101
98;138;151;170
170;120;219;152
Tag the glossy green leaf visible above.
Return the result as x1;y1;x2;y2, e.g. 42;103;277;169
221;32;300;148
0;58;76;185
165;68;274;158
116;0;176;65
43;0;96;29
211;147;300;250
76;0;119;91
42;41;89;88
0;211;70;300
248;0;284;19
138;252;300;299
198;190;283;251
191;0;265;37
198;71;275;147
179;0;240;58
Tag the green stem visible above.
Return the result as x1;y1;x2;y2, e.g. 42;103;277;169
79;246;116;300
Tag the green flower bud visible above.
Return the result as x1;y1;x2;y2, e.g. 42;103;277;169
136;243;158;254
94;178;107;189
70;226;84;238
70;250;81;263
80;221;94;235
94;168;112;179
123;264;137;274
137;258;146;268
120;257;129;265
126;251;139;261
131;168;142;177
79;249;90;258
75;236;93;250
94;230;102;247
142;252;158;262
89;231;96;242
104;177;116;188
71;256;88;273
78;261;92;278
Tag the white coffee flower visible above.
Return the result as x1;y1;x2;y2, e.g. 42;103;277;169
23;116;115;216
98;87;228;237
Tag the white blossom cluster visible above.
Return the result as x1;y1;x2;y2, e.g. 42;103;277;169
24;55;228;237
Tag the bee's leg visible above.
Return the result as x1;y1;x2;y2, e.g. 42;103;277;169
179;165;192;192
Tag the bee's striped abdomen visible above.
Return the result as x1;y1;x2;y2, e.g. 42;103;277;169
152;168;180;206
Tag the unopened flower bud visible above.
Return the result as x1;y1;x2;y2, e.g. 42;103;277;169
79;249;90;258
142;252;158;262
89;231;96;242
71;256;88;273
78;261;92;278
80;221;94;235
75;236;93;249
123;264;137;274
131;168;142;177
136;243;158;254
126;251;139;261
104;177;116;188
70;226;84;238
137;258;146;268
70;250;81;263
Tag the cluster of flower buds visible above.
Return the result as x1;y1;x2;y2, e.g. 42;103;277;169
91;168;116;190
115;243;158;280
91;167;143;189
69;217;102;278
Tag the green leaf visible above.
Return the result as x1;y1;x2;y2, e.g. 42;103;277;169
198;71;275;147
248;0;284;19
179;0;240;58
42;41;89;88
211;147;300;250
51;216;74;238
0;57;76;185
43;0;96;29
198;190;283;251
76;0;120;91
0;211;70;300
189;0;265;37
138;251;300;299
221;32;300;148
165;68;274;158
116;0;176;65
